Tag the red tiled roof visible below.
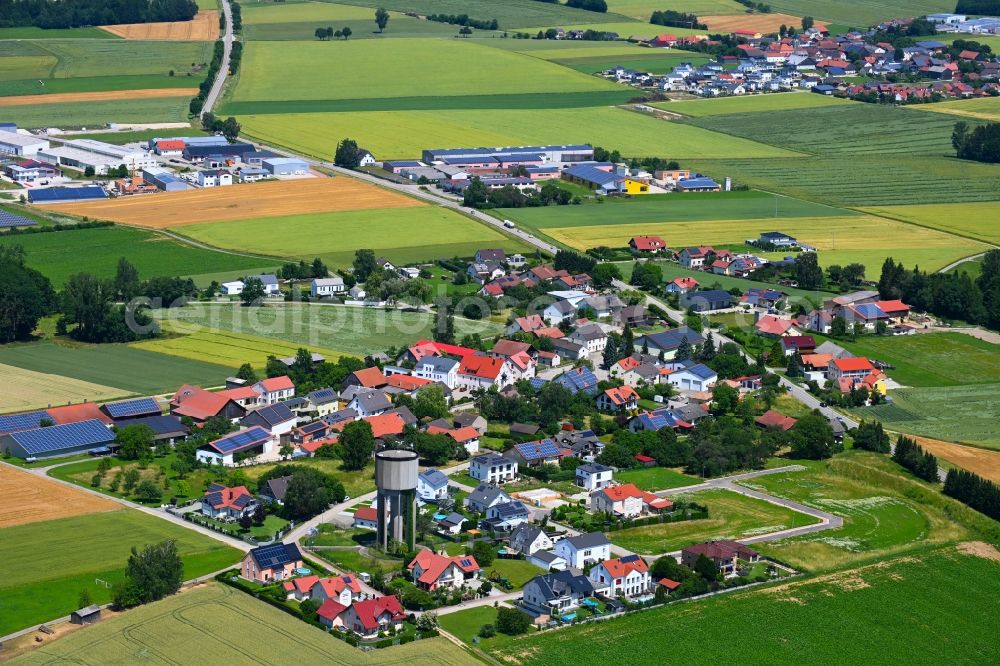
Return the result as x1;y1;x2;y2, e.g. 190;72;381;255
283;574;319;594
354;506;377;522
534;326;565;339
256;375;294;393
483;282;503;296
300;438;336;453
386;374;432;391
217;386;257;401
459;355;505;380
350;367;388;388
634;454;654;463
832;357;875;372
316;598;349;621
875;299;909;314
203;485;253;510
630;235;666;251
366;413;406;438
492;339;532;357
755;409;797;431
408;549;479;585
47;402;113;426
514;315;545;333
350;596;405;631
616;357;641;371
800;353;832;370
600;483;645;501
170;386;234;420
602;386;638;406
658;578;681;590
313;575;362;598
755;315;794;336
156;139;185;150
412;339;477;358
602;556;649;577
671;277;699;289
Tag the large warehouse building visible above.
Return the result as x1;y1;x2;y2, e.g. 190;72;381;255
0;131;50;157
262;157;308;176
0;418;114;460
63;139;157;170
142;166;187;192
37;146;121;175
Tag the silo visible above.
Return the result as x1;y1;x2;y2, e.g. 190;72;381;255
375;449;419;551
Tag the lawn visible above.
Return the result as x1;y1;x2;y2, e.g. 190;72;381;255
243;459;377;498
614;466;702;491
179;206;534;269
21;39;211;79
0;510;241;635
10;583;474;665
150;302;505;359
231;38;625;104
486;558;547;588
0;95;195;129
609;488;820;555
0;226;274;286
485;545;1000;665
330;0;634;29
656;91;854;117
548;214;988;276
0;340;233;395
438;605;500;644
240;106;797;161
947;257;982;281
858;202;1000;245
306;525;374;547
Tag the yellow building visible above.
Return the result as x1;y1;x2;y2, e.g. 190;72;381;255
624;178;650;195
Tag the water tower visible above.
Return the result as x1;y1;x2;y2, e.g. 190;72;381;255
375;449;418;551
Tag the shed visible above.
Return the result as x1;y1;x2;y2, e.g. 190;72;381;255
71;605;102;625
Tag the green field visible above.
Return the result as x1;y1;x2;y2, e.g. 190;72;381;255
859;202;1000;245
179;206;534;268
332;0;634;29
0;341;233;394
485;545;1000;665
10;39;210;80
609;488;819;555
0;226;274;287
246;14;467;41
553;50;711;76
63;126;205;145
764;0;953;27
0;510;240;636
11;583;476;665
0;26;115;39
911;95;1000;124
605;0;744;18
659;91;853;117
241;106;796;161
487;558;547;588
148;303;505;359
1;95;197;129
243;1;377;24
947;257;983;281
614;466;701;491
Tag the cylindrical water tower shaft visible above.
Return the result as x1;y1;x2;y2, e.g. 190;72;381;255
375;450;418;552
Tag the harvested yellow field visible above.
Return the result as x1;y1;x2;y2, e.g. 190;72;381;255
910;96;1000;122
701;13;823;34
0;466;118;529
858;201;1000;245
50;177;424;228
909;436;1000;484
0;88;198;107
99;10;220;40
0;363;128;413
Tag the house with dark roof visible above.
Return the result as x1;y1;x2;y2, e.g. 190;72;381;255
522;570;596;615
417;469;449;503
241;403;297;442
635;326;704;358
258;475;293;505
485;500;531;530
681;289;734;312
305;387;340;416
575;462;613;491
117;414;189;444
347;391;392;418
196;427;273;466
241;542;303;583
506;439;562;468
464;484;512;513
508;524;553;556
554;366;599;395
554;532;611;568
681;540;759;577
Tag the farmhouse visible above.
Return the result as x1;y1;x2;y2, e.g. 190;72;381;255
241;542;303;583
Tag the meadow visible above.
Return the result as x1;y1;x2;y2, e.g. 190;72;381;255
11;583;476;665
0;226;274;286
605;0;744;19
239;106;797;161
150;303;505;359
332;0;633;29
0;362;128;413
658;91;853;117
246;14;465;41
485;545;1000;665
243;2;377;24
911;95;1000;123
765;0;953;26
907;436;1000;484
438;606;500;645
66;127;208;145
858;201;1000;245
553;51;712;76
614;466;701;491
1;96;195;129
0;341;233;394
609;488;820;555
180;206;534;268
948;257;982;281
0;26;114;39
0;510;241;636
546;214;987;275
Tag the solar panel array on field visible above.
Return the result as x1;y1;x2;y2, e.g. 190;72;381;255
103;397;161;419
0;210;37;228
8;418;113;455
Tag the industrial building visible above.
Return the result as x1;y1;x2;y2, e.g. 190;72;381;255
37;146;121;175
62;139;157;170
3;159;59;183
142;166;187;192
375;449;419;551
0;418;114;460
262;157;308;176
422;144;594;165
0;131;50;157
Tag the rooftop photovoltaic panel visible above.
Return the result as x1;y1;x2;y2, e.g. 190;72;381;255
253;543;297;569
0;410;51;435
210;427;270;454
516;439;561;459
0;210;37;228
9;419;112;455
460;559;473;567
104;397;161;419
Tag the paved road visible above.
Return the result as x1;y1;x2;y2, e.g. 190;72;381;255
201;0;233;117
938;251;990;273
434;591;520;616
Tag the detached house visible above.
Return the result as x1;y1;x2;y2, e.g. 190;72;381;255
575;462;613;491
589;555;652;599
417;469;449;504
338;596;406;638
253;375;295;405
629;235;667;253
241;543;303;583
681;540;759;577
522;570;595;616
201;484;255;520
590;483;672;518
508;524;553;556
597;386;639;413
666;363;718;392
310;575;364;606
554;532;611;569
465;484;512;513
457;355;513;391
408;550;481;590
469;453;518;485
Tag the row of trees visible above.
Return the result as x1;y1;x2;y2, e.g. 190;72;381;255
189;40;224;116
952;121;1000;164
426;13;498;31
200;112;241;143
650;10;705;30
0;0;197;28
314;25;353;40
892;435;940;483
944;467;1000;522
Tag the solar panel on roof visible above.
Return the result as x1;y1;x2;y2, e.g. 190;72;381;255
0;410;51;435
211;427;270;454
460;559;473;567
0;210;37;229
10;419;112;455
517;439;560;459
104;397;160;419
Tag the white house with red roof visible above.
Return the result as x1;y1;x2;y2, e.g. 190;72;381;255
629;235;667;253
590;483;673;518
589;555;652;599
310;574;364;606
337;596;406;637
596;386;639;413
353;506;378;530
253;375;295;405
201;483;256;520
426;424;481;454
457;355;513;391
666;276;699;294
316;598;349;630
755;314;798;338
507;314;546;335
282;574;319;602
407;549;481;591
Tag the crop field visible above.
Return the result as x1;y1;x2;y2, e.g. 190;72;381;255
658;91;853;117
0;88;198;106
605;0;744;19
764;0;953;27
609;489;820;555
858;202;1000;245
700;13;820;34
180;206;534;268
135;324;349;368
852;384;1000;449
0;466;118;529
485;545;1000;665
231;39;625;105
332;0;633;29
546;214;987;275
245;15;461;41
65;127;208;145
240;106;797;161
152;303;505;359
907;436;1000;484
49;178;420;227
0;226;274;286
487;40;694;60
911;95;1000;123
99;10;220;40
243;2;376;24
12;583;475;665
0;26;113;39
0;341;233;394
0;510;241;636
613;467;702;491
0;362;127;413
4;39;211;81
2;96;195;128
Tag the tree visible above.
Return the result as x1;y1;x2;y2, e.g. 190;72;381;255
0;250;55;343
801;15;814;30
675;336;692;361
283;473;335;519
113;257;140;301
853;420;891;453
221;117;241;143
240;277;266;306
591;263;622;289
79;588;93;608
789;411;840;459
795;252;824;290
60;273;112;342
462;177;489;208
134;479;162;503
434;300;455;344
340;420;375;471
414;384;448;419
341;26;352;39
118;540;183;607
602;332;621;369
353;248;377;282
334;138;362;169
496;606;531;635
472;540;495;567
651;555;691;582
712;382;739;414
693;553;719;581
235;363;258;383
375;7;389;32
116;425;155;461
413;431;454;466
315;27;327;40
300;598;320;618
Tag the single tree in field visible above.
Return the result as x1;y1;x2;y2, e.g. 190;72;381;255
315;27;326;40
342;26;352;40
334;138;362;169
221;116;241;143
333;29;342;39
375;7;389;33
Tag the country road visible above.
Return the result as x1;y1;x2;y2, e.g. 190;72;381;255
201;0;233;117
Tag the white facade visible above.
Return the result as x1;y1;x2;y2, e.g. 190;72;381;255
63;139;157;170
666;367;717;392
0;132;49;157
589;562;651;599
575;465;613;491
311;277;345;297
198;170;233;187
554;534;611;569
221;281;244;295
469;454;518;484
412;358;458;389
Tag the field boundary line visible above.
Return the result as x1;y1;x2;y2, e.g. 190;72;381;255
849;207;998;262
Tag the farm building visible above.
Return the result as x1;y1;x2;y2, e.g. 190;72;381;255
675;177;721;192
37;146;120;175
0;122;16;133
0;131;50;157
70;606;101;625
0;418;114;460
142;167;187;192
120;415;190;444
28;186;107;204
262;157;308;176
100;397;161;423
311;277;345;297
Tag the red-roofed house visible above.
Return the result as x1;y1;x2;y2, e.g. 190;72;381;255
507;315;546;335
666;276;699;294
385;373;433;394
407;549;481;590
346;367;389;389
364;412;407;439
427;425;481;454
875;299;910;322
650;33;678;48
755;315;797;338
828;357;875;380
170;385;246;423
629;235;667;253
589;555;652;599
591;483;673;518
457;355;513;391
316;598;349;630
311;575;364;606
755;409;797;432
253;376;295;405
780;335;816;356
597;386;639;413
201;484;256;519
658;578;681;592
282;575;320;601
353;506;378;529
154;139;185;156
339;596;406;637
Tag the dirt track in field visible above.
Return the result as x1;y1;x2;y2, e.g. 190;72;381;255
908;435;1000;484
99;10;220;40
700;13;825;34
0;88;198;107
0;465;119;529
50;177;425;227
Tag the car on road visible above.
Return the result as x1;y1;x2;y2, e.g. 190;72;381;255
819;401;828;407
503;219;515;228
